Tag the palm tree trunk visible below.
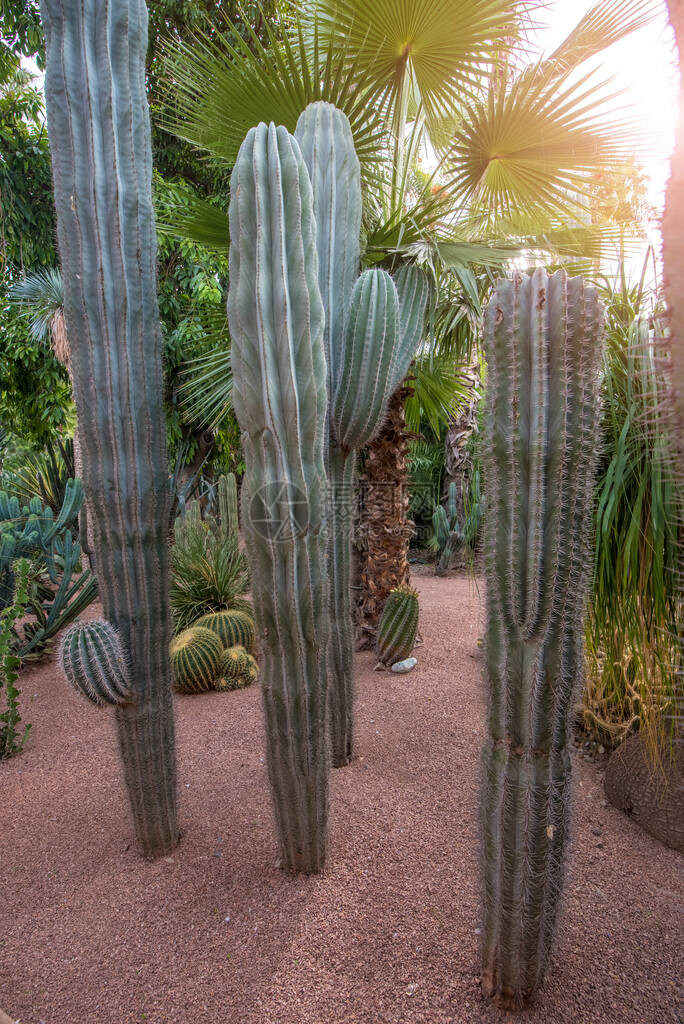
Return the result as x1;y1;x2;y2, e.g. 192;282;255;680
356;383;414;645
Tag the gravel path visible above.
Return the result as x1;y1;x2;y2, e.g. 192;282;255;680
1;576;682;1024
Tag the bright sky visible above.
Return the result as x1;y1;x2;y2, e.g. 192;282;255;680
535;0;679;281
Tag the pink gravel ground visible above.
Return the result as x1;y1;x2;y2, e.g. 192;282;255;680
1;575;682;1024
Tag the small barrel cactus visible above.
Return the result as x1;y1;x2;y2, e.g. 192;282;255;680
216;645;259;691
193;609;255;653
377;585;419;666
60;620;133;706
170;626;223;694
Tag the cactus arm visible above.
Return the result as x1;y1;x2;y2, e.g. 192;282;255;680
294;102;361;397
218;473;239;541
388;265;430;393
481;269;603;1008
227;122;330;873
40;0;178;856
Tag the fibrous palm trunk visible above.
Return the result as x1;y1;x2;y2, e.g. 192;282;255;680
356;383;414;644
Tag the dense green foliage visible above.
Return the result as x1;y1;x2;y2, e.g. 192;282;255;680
0;556;30;759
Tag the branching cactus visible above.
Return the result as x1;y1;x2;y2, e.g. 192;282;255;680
227;122;331;873
481;268;603;1008
432;482;465;575
40;0;179;856
294;102;429;765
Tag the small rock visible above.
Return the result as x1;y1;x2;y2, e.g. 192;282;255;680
596;841;604;849
164;857;174;863
591;826;602;837
598;744;605;754
224;915;231;922
474;927;481;935
391;657;417;674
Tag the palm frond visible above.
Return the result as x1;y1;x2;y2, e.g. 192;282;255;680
156;191;229;252
10;268;64;343
447;65;644;224
406;351;471;436
545;0;661;75
160;14;388;183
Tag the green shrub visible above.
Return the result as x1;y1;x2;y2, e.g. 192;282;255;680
0;558;31;759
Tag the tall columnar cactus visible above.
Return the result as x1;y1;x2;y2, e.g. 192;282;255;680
481;269;603;1008
227;122;331;873
218;473;239;542
432;482;464;575
40;0;178;856
294;102;429;766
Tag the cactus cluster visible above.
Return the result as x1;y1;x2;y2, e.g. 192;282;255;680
216;645;259;690
376;585;419;667
480;268;603;1008
42;0;178;856
294;102;429;766
60;620;132;706
170;626;224;695
432;483;465;576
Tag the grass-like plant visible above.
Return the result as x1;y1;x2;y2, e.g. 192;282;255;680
0;558;31;759
170;502;250;633
584;283;681;755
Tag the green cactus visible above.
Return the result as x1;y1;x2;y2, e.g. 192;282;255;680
227;121;331;873
170;626;224;695
294;102;429;765
480;269;603;1009
218;473;239;542
41;0;179;855
194;608;255;652
60;620;133;706
216;645;259;690
376;585;419;666
431;482;465;575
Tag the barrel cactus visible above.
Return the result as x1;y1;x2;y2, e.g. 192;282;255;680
216;645;259;690
41;0;178;856
376;585;419;667
227;121;331;873
60;620;132;706
294;102;429;765
170;627;224;695
194;608;255;653
480;268;603;1008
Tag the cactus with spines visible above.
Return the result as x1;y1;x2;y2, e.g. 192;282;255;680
60;621;133;706
294;102;429;766
41;0;179;855
480;268;603;1009
194;608;255;653
228;121;331;873
376;585;419;666
218;473;239;542
216;645;259;690
170;626;224;694
432;482;465;575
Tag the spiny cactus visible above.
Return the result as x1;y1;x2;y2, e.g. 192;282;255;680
376;585;419;667
216;645;259;690
294;102;429;766
480;268;603;1009
218;473;239;542
432;482;465;575
228;121;331;873
194;608;255;653
41;0;178;855
60;620;133;706
170;626;224;695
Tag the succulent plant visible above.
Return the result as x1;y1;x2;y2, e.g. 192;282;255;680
480;268;603;1009
60;620;132;706
376;585;419;666
216;645;259;690
193;608;255;653
170;626;224;695
431;482;465;575
294;101;429;765
227;121;331;873
41;0;179;855
218;473;239;543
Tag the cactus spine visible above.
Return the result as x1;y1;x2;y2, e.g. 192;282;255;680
294;102;429;765
376;585;419;667
480;269;602;1008
227;122;330;873
41;0;178;855
60;621;132;706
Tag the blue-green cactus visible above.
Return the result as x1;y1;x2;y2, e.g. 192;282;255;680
227;121;330;873
41;0;178;857
295;101;429;765
481;268;603;1008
